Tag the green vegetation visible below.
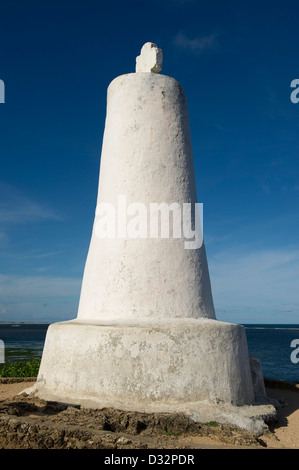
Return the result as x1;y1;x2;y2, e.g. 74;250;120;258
204;421;219;427
163;425;181;437
0;359;40;377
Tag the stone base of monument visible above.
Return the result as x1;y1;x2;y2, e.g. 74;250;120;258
24;318;276;435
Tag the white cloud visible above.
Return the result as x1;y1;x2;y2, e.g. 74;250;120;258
0;182;61;224
16;250;63;261
209;248;299;322
0;274;81;298
0;231;9;247
0;274;82;322
173;32;218;53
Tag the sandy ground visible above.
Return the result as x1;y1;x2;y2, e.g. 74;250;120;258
0;379;298;449
0;379;36;402
262;386;299;448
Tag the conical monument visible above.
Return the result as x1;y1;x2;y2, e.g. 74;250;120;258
26;43;275;433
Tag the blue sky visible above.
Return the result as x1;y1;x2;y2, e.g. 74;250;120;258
0;0;298;324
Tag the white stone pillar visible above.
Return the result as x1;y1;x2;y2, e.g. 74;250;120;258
25;44;276;432
77;43;215;322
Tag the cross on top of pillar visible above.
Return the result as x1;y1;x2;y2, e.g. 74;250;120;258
136;42;163;73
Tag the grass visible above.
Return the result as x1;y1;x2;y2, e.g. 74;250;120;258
204;421;219;427
0;359;40;377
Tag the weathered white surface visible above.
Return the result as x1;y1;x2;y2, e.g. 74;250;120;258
77;72;215;322
250;357;267;398
30;318;253;405
29;45;265;429
136;42;162;73
25;319;276;434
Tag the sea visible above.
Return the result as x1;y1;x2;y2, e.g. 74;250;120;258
0;323;298;383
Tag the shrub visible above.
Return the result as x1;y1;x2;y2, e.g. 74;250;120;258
0;359;40;377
